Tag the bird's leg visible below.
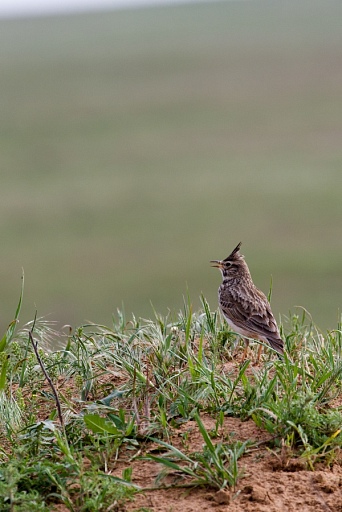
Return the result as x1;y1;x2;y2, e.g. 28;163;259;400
241;339;249;362
232;336;240;359
255;343;263;364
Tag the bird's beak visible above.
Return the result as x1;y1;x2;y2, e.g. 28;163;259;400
210;260;223;268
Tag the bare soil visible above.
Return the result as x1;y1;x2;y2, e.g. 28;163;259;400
118;415;342;512
14;362;342;512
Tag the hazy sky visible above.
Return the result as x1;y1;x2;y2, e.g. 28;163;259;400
0;0;222;17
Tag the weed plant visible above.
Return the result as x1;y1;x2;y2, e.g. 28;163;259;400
0;284;342;509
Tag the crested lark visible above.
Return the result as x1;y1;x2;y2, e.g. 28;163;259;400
211;242;284;362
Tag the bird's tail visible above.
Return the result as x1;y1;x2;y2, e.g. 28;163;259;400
267;336;284;356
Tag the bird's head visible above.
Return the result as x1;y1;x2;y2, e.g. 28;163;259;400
210;242;249;279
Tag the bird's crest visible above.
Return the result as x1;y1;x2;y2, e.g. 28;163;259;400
224;242;243;262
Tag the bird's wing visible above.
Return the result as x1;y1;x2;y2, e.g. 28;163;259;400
220;284;283;352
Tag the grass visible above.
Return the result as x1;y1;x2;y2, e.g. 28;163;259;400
1;284;342;510
145;414;249;490
1;0;342;332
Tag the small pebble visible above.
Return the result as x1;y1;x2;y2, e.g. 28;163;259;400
214;489;230;505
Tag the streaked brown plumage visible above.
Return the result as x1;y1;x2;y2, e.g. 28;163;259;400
211;242;284;361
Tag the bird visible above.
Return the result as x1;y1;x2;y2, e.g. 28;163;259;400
211;242;284;362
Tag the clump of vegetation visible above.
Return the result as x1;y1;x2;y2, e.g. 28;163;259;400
0;281;342;510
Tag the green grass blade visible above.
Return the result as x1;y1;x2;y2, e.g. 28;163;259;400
0;355;10;391
194;412;215;454
145;454;193;474
84;413;121;435
227;359;250;403
0;271;24;353
148;437;194;463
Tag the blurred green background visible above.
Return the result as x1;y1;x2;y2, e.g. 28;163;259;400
1;0;342;333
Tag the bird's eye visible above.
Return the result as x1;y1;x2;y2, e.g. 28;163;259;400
225;262;233;267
